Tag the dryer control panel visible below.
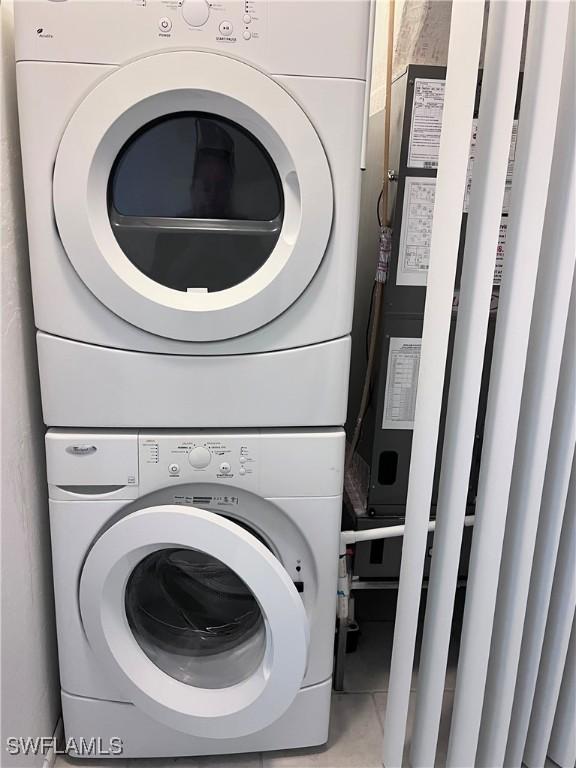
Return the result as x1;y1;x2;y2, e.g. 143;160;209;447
14;0;371;81
15;0;267;63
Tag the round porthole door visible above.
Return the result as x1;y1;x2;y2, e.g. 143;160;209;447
53;51;333;341
79;505;309;738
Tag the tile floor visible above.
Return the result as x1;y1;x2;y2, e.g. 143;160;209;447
54;622;457;768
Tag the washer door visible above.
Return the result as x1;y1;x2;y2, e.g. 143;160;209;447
53;51;333;341
79;505;309;738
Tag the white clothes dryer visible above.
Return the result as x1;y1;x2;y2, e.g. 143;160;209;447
15;0;374;428
46;428;344;758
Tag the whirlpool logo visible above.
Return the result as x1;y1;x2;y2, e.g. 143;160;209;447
65;444;97;456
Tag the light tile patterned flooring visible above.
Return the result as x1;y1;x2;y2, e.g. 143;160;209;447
55;622;457;768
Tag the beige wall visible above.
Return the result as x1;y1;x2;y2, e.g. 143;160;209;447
1;2;60;765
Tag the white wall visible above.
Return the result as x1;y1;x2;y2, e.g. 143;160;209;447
1;2;60;765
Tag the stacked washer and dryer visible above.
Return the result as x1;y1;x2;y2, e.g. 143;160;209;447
15;0;373;759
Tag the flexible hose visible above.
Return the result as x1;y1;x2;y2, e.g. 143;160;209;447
346;279;383;469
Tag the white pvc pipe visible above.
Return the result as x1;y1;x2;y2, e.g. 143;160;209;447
447;2;571;765
410;4;526;765
360;0;377;170
337;536;349;621
340;516;475;546
381;4;485;765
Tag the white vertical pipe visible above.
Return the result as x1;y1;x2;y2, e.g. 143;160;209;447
506;280;576;764
381;4;484;765
476;11;575;761
410;4;526;765
360;0;376;170
523;476;576;768
547;619;576;768
446;3;571;765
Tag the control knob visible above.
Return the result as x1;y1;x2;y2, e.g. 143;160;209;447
181;0;210;27
188;446;212;469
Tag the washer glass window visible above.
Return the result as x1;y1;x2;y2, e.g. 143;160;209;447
125;547;267;689
108;113;284;293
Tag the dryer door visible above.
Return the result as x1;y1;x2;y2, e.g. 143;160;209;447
53;51;333;342
79;504;309;738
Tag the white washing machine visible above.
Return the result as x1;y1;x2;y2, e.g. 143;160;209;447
46;428;344;758
15;0;374;428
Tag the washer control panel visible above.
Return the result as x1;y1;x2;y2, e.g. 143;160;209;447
139;431;259;494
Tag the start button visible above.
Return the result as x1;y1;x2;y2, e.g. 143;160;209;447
219;20;233;36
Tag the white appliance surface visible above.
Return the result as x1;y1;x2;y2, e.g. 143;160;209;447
47;429;344;757
36;333;351;429
14;0;373;427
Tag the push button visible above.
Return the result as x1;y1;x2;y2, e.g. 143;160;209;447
158;17;172;32
242;29;251;40
219;20;233;35
219;462;231;473
168;463;180;474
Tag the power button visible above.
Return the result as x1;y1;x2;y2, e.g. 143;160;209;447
159;17;172;32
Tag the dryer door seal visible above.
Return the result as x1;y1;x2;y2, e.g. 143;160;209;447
53;51;333;342
79;504;309;738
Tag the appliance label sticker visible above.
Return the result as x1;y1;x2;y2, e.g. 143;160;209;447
463;119;518;213
397;177;436;286
408;75;518;210
494;217;508;285
408;78;445;168
382;338;422;430
397;177;507;287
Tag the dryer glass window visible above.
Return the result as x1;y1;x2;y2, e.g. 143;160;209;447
108;113;284;293
125;547;267;689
